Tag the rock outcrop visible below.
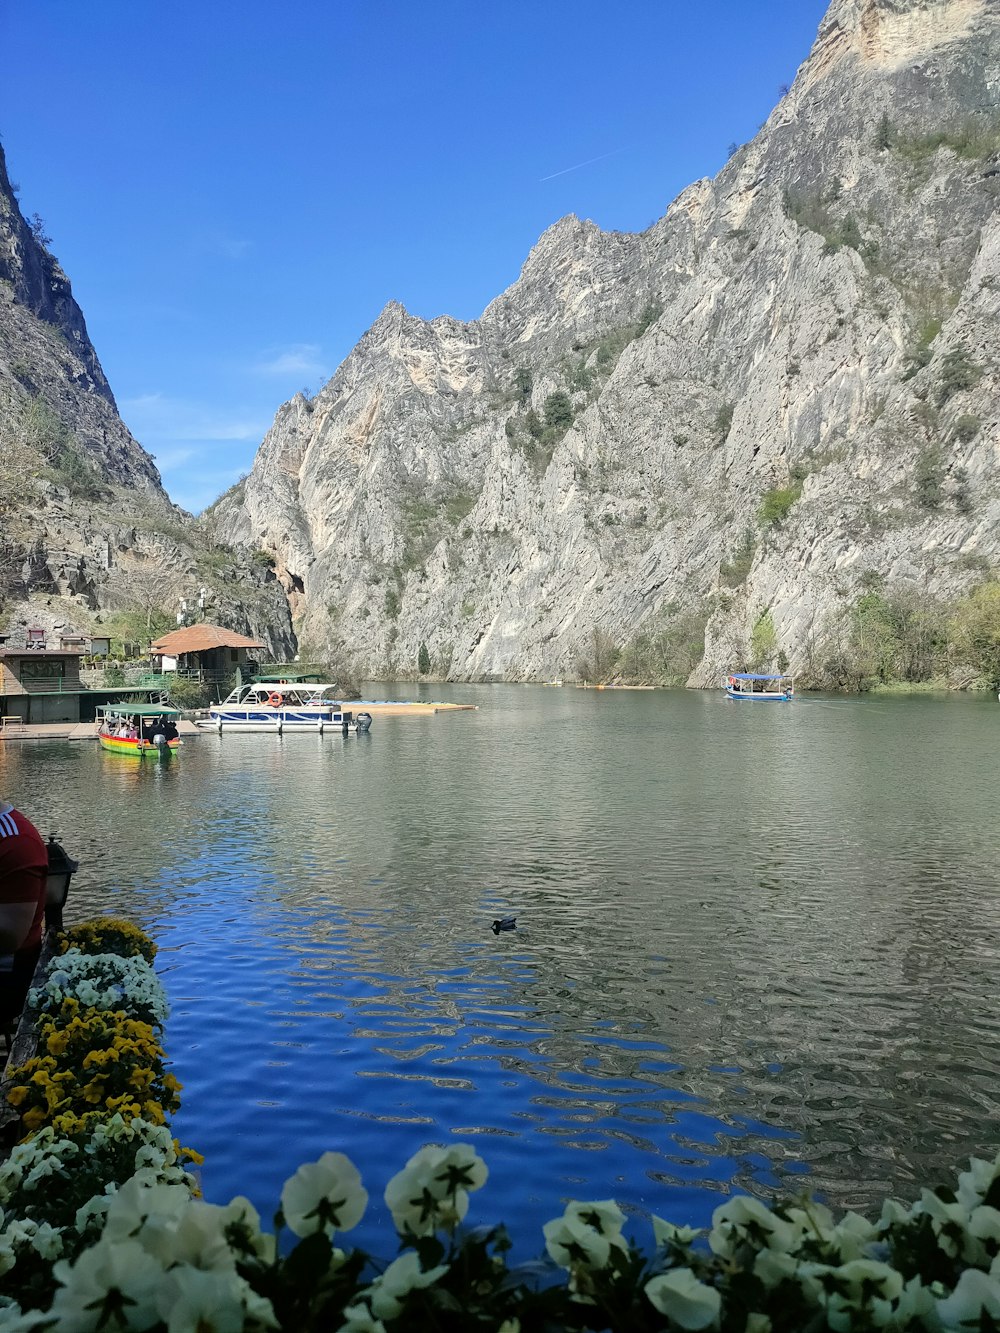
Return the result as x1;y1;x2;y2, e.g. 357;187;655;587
213;0;1000;682
0;146;294;659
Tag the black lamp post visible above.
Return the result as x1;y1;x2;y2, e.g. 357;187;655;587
45;836;79;932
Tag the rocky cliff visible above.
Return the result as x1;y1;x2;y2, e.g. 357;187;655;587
213;0;1000;684
0;145;294;658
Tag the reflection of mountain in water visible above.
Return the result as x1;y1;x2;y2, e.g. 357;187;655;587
3;685;999;1235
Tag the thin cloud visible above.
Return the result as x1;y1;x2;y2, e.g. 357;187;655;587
540;148;625;182
200;231;254;260
120;392;269;443
255;343;327;377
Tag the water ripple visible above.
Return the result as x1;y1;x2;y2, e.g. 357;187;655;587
3;687;1000;1247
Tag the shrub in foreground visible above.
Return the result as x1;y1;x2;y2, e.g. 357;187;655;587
1;1135;1000;1330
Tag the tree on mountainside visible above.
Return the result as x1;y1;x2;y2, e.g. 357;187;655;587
575;627;619;684
418;641;431;675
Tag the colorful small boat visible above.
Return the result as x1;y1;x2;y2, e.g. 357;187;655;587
725;673;794;701
97;704;182;757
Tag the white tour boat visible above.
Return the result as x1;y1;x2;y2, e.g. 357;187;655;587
200;680;372;733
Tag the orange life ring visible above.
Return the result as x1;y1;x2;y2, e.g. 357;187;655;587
268;692;284;707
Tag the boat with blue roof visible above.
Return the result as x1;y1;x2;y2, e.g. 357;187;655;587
725;672;794;701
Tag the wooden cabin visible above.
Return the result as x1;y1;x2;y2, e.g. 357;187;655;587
149;624;266;686
0;646;87;724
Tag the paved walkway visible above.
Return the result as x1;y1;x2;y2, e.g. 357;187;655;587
0;720;200;743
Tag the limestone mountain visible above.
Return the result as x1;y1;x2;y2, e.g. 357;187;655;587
0;144;293;657
217;0;1000;685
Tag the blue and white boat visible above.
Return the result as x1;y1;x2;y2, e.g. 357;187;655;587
725;672;794;701
199;681;372;733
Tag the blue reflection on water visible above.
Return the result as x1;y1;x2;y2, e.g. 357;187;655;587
6;684;1000;1256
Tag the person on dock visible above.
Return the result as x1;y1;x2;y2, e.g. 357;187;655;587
0;801;49;1028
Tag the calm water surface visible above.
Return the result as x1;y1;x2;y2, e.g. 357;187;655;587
2;685;999;1249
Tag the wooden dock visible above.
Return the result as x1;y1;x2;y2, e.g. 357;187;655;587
0;706;475;742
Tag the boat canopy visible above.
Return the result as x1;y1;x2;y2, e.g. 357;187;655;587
102;703;182;717
252;671;324;683
729;673;792;681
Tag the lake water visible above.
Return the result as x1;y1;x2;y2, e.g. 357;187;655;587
3;684;999;1252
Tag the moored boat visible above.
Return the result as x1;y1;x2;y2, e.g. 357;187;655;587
97;704;182;757
200;680;372;733
725;672;794;701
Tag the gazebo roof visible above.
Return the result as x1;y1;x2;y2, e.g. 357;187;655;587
150;625;266;654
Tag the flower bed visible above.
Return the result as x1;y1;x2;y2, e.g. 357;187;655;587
1;918;999;1330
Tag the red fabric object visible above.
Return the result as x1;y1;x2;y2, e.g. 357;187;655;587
0;804;48;954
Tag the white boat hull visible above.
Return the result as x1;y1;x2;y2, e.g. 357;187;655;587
200;709;347;732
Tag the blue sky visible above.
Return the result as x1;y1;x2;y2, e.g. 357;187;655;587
2;1;829;513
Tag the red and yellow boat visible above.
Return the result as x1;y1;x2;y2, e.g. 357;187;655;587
97;704;182;759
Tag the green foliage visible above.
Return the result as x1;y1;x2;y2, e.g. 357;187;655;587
875;111;894;151
891;117;1000;165
757;482;802;528
543;390;573;431
384;586;401;620
914;446;945;509
782;188;874;258
398;486;479;569
52;443;102;498
901;318;942;380
574;626;620;684
104;608;175;658
166;675;214;709
936;345;982;406
749;608;778;671
251;549;277;568
950;581;1000;687
815;588;949;691
953;414;981;443
442;491;477;526
714;402;735;441
417;641;431;675
719;528;756;587
616;606;708;685
513;366;533;403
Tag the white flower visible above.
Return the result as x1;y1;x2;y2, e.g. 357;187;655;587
369;1251;449;1320
830;1211;878;1261
652;1216;700;1249
219;1196;275;1261
564;1200;625;1236
919;1189;979;1262
645;1267;721;1329
383;1144;486;1238
753;1249;800;1290
75;1194;113;1236
957;1153;1000;1213
820;1259;903;1333
543;1211;626;1271
969;1205;1000;1246
141;1201;236;1272
709;1196;798;1258
50;1236;164;1332
878;1198;913;1230
896;1277;937;1327
0;1304;53;1331
280;1152;367;1238
28;1221;64;1261
337;1303;387;1333
937;1268;1000;1329
31;950;169;1026
102;1177;191;1243
155;1265;278;1333
0;1237;15;1278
